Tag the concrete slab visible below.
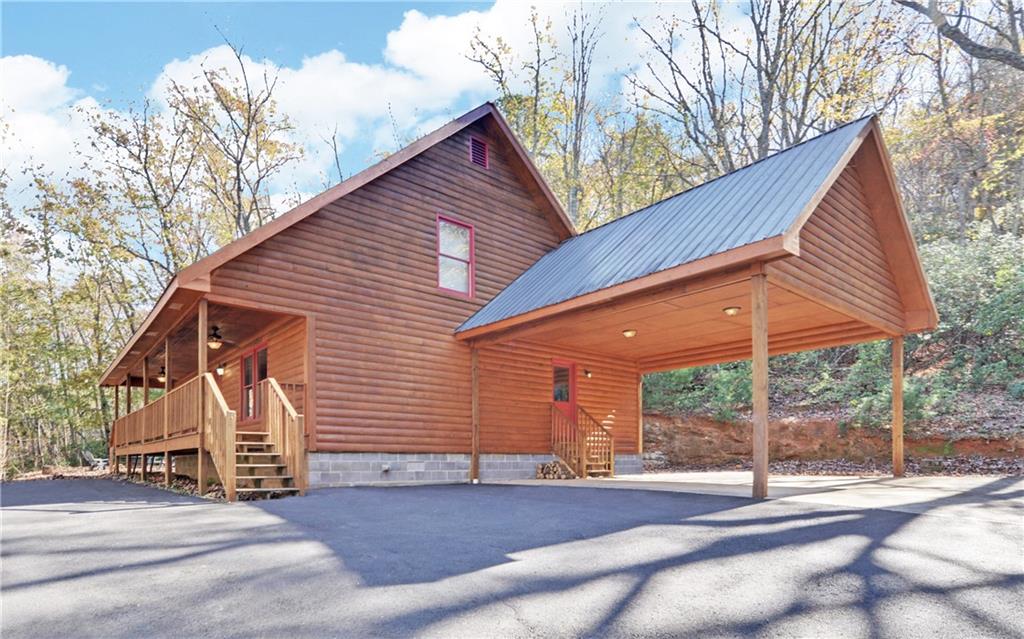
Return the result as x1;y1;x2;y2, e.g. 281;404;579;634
499;472;1024;525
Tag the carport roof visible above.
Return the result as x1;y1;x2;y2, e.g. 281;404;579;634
457;115;874;334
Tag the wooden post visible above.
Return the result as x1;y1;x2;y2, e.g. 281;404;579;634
140;453;147;481
164;337;172;485
892;336;905;477
637;373;644;456
751;273;769;499
142;359;150;405
113;385;120;475
125;379;132;415
197;299;208;496
470;347;480;482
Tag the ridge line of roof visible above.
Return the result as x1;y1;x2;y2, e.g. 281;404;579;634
565;114;876;243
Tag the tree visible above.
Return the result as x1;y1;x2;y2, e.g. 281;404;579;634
631;0;914;177
468;5;603;225
895;0;1024;71
167;42;302;242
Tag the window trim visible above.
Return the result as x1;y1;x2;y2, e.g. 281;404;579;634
469;136;489;168
238;342;269;423
436;213;475;299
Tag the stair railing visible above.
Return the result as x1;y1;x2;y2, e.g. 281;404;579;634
551;404;583;476
262;378;307;495
202;373;237;501
576;406;615;476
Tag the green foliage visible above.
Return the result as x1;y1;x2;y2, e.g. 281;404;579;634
645;362;752;422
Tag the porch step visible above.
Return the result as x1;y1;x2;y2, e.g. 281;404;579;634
236;474;293;481
236;463;288;469
235;487;301;495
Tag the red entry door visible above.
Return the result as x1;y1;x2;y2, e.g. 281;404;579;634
552;361;576;417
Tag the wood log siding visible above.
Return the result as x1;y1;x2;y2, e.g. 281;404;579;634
208;121;563;453
770;163;905;332
478;341;639;455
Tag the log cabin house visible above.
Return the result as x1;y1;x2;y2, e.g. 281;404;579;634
101;103;937;500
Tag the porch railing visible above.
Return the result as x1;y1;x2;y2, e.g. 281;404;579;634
112;374;203;447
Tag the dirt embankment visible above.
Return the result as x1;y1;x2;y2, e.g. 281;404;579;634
644;413;1024;466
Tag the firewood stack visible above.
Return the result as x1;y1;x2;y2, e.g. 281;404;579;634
536;460;577;479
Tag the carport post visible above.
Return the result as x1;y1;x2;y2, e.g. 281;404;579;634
892;336;904;477
751;271;769;499
470;347;480;482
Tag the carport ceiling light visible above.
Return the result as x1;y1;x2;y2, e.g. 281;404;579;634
722;306;742;316
622;329;638;338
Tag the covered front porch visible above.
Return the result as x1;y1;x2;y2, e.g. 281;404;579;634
103;298;308;500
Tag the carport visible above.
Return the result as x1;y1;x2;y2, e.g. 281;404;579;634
457;115;937;498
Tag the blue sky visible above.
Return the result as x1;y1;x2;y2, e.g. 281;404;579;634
3;2;482;107
1;2;660;205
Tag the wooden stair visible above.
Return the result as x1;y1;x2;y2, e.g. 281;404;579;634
551;404;615;478
233;430;300;498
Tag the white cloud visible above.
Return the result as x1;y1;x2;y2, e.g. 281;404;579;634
0;55;107;209
2;2;673;212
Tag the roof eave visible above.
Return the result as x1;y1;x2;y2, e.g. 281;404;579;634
456;235;793;342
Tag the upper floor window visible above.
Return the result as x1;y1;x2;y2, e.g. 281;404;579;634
437;215;474;298
469;136;488;168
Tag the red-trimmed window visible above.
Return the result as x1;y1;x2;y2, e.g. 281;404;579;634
240;344;268;422
469;136;488;168
437;214;474;297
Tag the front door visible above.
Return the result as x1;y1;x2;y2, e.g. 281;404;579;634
552;360;576;418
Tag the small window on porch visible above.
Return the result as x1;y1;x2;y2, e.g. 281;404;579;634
553;366;571;402
241;345;268;421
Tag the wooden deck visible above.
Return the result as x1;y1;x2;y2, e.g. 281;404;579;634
110;374;307;500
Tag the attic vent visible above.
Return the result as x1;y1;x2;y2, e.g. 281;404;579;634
469;137;488;168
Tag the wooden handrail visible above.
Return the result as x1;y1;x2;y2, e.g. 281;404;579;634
260;378;307;495
549;403;615;478
551;404;582;476
576;406;615;477
202;373;237;501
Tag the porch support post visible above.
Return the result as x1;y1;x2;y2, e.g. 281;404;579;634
197;299;208;496
164;337;171;485
114;383;120;418
892;336;905;477
470;347;480;483
142;359;150;405
140;453;147;482
751;271;769;499
125;378;132;415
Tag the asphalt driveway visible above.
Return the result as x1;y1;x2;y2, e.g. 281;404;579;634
2;477;1022;638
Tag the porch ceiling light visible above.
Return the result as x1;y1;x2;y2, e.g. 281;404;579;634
622;329;638;338
207;326;224;350
722;306;742;317
215;363;226;376
156;366;167;383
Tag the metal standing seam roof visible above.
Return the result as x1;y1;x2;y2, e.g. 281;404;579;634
458;115;874;333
